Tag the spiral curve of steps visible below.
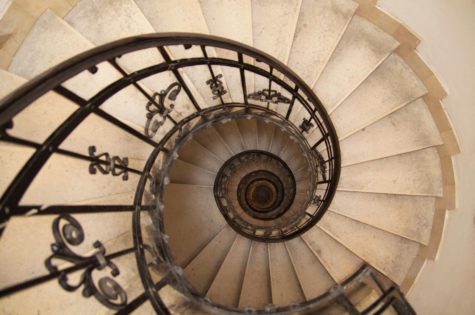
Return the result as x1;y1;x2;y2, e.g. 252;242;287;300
0;0;459;314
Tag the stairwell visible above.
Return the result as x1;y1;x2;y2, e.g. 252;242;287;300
0;0;461;314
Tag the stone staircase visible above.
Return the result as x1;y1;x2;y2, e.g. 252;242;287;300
0;0;459;314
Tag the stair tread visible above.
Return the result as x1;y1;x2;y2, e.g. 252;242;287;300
251;0;301;94
236;118;258;150
169;159;216;186
287;0;358;85
256;119;276;151
340;98;443;166
331;53;427;138
214;120;246;155
184;226;237;294
200;0;253;104
319;211;421;285
164;184;226;266
17;153;139;205
330;191;436;244
269;242;306;306
339;147;443;196
316;15;399;110
207;235;252;308
177;138;224;173
239;242;272;309
303;225;363;283
135;0;231;107
65;0;196;119
8;10;151;128
286;237;335;300
251;0;301;64
193;125;234;161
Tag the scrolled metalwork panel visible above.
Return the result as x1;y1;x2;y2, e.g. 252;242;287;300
45;214;128;310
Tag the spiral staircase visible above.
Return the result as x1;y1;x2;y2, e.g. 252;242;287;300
0;0;460;314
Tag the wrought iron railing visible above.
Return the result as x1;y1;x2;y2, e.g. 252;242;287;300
0;33;412;314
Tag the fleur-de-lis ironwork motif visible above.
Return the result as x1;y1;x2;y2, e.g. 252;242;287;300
145;82;181;138
88;146;129;180
314;149;328;181
312;195;322;205
45;214;128;310
299;118;314;133
206;74;227;100
247;89;291;104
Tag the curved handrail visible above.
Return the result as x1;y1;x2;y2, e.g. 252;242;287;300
0;33;341;314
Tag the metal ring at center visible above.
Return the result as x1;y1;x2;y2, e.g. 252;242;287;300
237;166;293;220
238;170;286;219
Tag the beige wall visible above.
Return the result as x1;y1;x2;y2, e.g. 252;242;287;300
379;0;475;314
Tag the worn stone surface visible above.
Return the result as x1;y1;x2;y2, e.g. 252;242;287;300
331;53;427;138
330;191;436;244
315;15;398;110
339;147;443;196
319;211;421;284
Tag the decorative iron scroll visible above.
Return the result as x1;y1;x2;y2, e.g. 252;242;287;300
299;118;314;133
88;146;129;180
145;82;181;138
45;214;127;310
314;150;328;181
248;89;291;104
206;74;227;100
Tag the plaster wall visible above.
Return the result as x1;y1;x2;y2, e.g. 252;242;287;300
379;1;475;314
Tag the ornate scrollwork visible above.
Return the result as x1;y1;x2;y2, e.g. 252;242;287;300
45;215;127;310
206;74;227;100
247;89;291;104
145;82;181;138
88;146;129;180
314;149;328;181
299;118;314;133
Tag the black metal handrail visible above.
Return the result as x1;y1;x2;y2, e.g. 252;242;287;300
0;33;342;314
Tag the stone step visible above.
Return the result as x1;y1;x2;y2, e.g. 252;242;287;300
315;15;399;111
176;138;224;174
64;0;196;120
214;119;246;155
256;119;276;151
184;226;236;294
268;242;306;307
319;211;420;285
199;0;254;104
329;191;436;245
207;235;252;308
287;0;358;85
251;0;301;93
302;225;364;283
285;237;335;300
340;98;443;166
331;53;427;138
236;118;258;150
238;242;272;309
339;147;443;196
135;0;232;108
193;124;234;162
169;159;216;185
163;184;226;266
8;10;152;130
